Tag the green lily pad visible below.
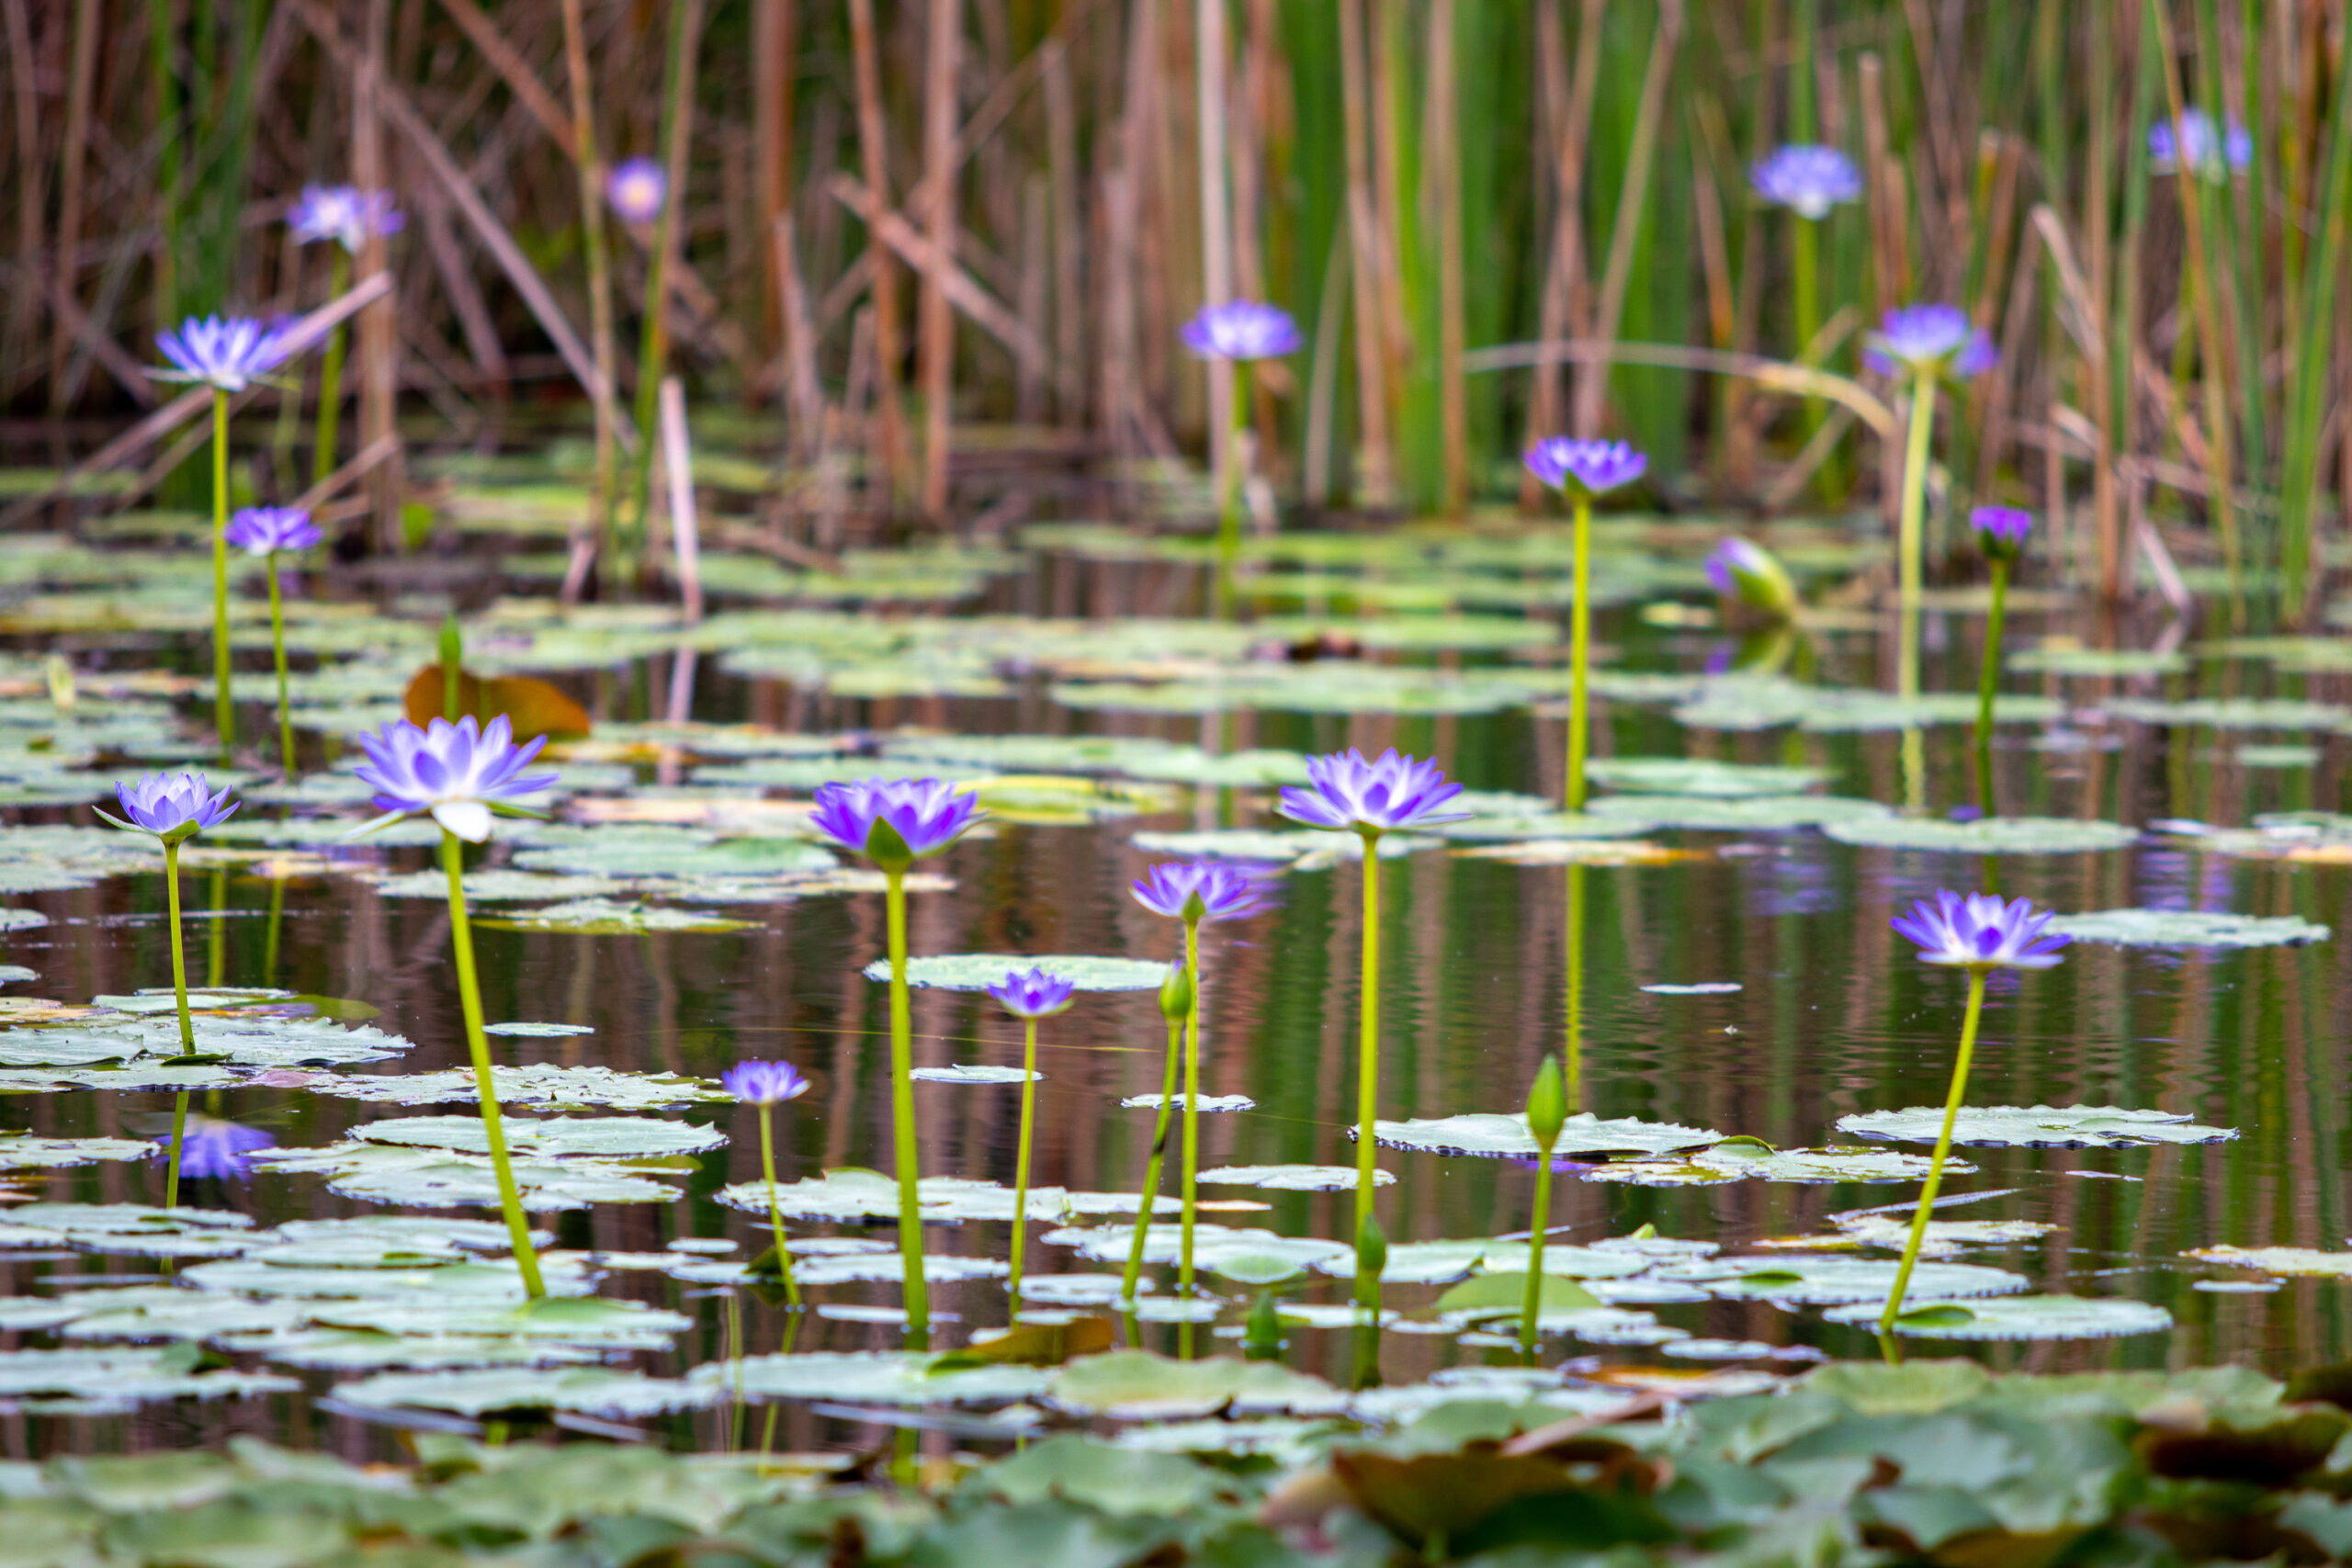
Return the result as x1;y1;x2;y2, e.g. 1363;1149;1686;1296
0;1132;155;1169
0;908;48;931
2100;696;2349;730
364;870;634;902
352;1115;725;1158
1827;1294;2173;1340
1432;1270;1603;1319
1589;794;1893;830
1129;828;1431;861
1837;1104;2240;1148
1046;1351;1347;1419
482;1021;597;1038
2184;1245;2352;1277
1119;749;1315;786
220;1330;606;1372
718;1168;1096;1223
1822;816;2141;853
2236;744;2322;768
863;953;1170;992
5;1010;417;1069
514;835;837;880
2045;909;2330;948
304;1065;730;1109
1828;1213;2054;1254
182;1256;591;1301
1369;1111;1722;1160
0;1202;258;1258
254;1143;685;1209
685;1350;1048;1405
1583;1145;1969;1186
335;1367;713;1418
0;1347;294;1412
2007;648;2188;677
1195;1165;1393;1190
1582;757;1831;797
475;898;760;934
1661;1257;2028;1304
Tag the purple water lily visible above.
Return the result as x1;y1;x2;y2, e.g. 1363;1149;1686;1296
97;772;240;841
988;966;1077;1020
1180;299;1305;362
722;1059;812;1106
352;715;558;843
1864;304;1996;380
223;506;322;557
809;777;984;867
1278;749;1470;835
1524;437;1647;500
1892;890;2070;971
1972;505;2033;557
607;157;668;224
1130;862;1265;923
1752;144;1864;220
2149;108;2252;180
162;1116;276;1181
288;185;403;253
1704;536;1800;616
153;315;296;392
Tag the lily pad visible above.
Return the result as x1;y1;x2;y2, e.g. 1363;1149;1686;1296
911;1065;1041;1085
1582;756;1831;797
254;1143;686;1209
1660;1257;2028;1304
1046;1350;1347;1419
2007;647;2188;677
0;1132;156;1169
1584;1145;1970;1186
365;870;634;902
1643;981;1742;995
2184;1245;2352;1277
352;1115;725;1158
1822;816;2141;854
1369;1111;1722;1160
718;1168;1102;1223
483;1021;597;1038
336;1367;713;1418
1828;1294;2173;1339
2100;696;2349;730
1589;794;1893;831
863;953;1170;992
2046;909;2330;949
0;1347;294;1412
1195;1165;1394;1190
476;899;759;934
304;1065;730;1109
1122;1093;1253;1112
1837;1104;2240;1148
687;1350;1048;1405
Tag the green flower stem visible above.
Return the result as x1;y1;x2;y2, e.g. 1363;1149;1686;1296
1008;1016;1039;1315
1895;371;1937;702
1119;1014;1184;1307
1973;558;2009;820
1879;969;1986;1335
265;548;294;779
164;1090;191;1212
884;866;929;1347
1177;918;1204;1300
1215;368;1250;617
1565;492;1594;810
1563;863;1586;1114
1519;1156;1555;1362
440;828;546;1300
757;1103;800;1309
1792;215;1828;497
209;389;233;763
162;839;195;1057
1353;827;1383;1237
313;248;349;486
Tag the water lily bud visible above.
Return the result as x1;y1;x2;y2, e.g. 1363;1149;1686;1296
1355;1210;1387;1280
1243;1289;1284;1360
1525;1055;1566;1154
1703;537;1801;619
1158;961;1194;1022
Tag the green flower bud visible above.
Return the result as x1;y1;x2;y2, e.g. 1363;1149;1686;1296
1525;1054;1566;1153
1158;961;1194;1022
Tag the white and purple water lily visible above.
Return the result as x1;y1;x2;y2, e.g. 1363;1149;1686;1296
1524;437;1648;500
1131;862;1265;924
1752;143;1863;220
288;185;403;253
2149;108;2252;181
1892;890;2070;972
809;777;984;867
1279;749;1469;835
988;967;1077;1020
153;315;297;393
97;772;240;842
224;506;322;557
1864;304;1996;380
1705;536;1801;616
722;1059;812;1106
163;1116;276;1181
351;715;557;843
606;157;668;224
1180;300;1304;361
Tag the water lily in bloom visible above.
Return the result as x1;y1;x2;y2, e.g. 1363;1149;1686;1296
1752;144;1863;220
1130;862;1264;923
353;715;558;843
1972;505;2033;559
161;1116;276;1181
1278;750;1470;835
607;157;668;224
97;772;240;842
1892;890;2070;972
1523;437;1648;500
1704;536;1801;618
223;506;322;557
153;315;296;392
987;967;1077;1020
809;777;984;868
2149;108;2252;181
722;1060;812;1106
1864;304;1996;380
287;185;403;253
1180;300;1305;361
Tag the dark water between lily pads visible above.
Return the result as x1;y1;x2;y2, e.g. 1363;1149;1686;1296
2;536;2349;1461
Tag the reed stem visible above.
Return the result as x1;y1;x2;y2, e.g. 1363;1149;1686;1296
441;828;545;1299
312;249;348;486
884;866;928;1345
1880;969;1984;1335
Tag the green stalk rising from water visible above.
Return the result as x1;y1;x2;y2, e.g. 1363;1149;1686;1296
209;390;233;762
1565;493;1594;810
441;829;545;1299
312;248;348;485
1008;1015;1040;1315
1520;1054;1566;1360
883;865;928;1346
755;1102;801;1309
1121;965;1191;1313
1881;971;1984;1335
1176;916;1204;1351
1352;826;1383;1248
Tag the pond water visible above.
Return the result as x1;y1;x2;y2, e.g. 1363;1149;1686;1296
1;533;2346;1461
